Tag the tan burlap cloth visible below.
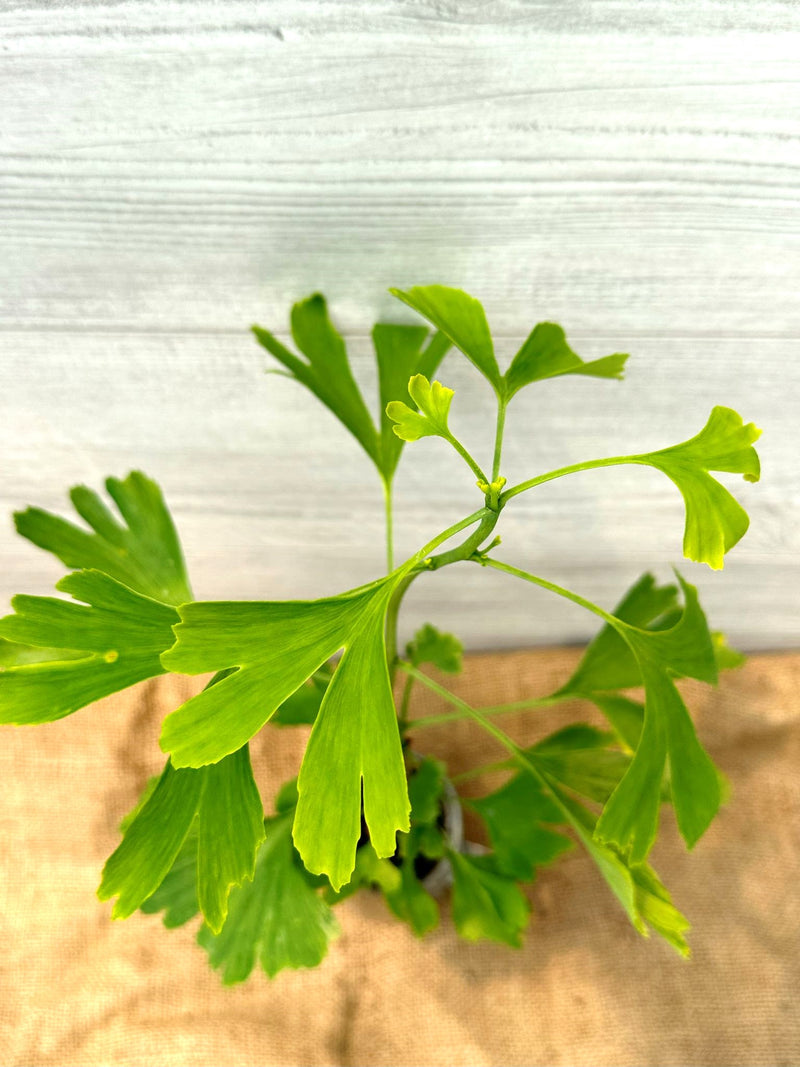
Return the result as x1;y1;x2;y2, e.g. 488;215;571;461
2;649;799;1066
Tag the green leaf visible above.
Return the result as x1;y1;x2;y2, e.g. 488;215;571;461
98;745;265;932
504;322;628;399
198;813;340;984
0;637;84;667
0;570;178;725
593;575;721;861
527;724;631;804
139;834;200;928
548;782;690;956
389;285;502;391
468;774;572;882
637;406;761;569
14;471;191;606
385;374;454;442
557;573;681;697
449;852;530;947
589;694;645;751
406;623;463;674
407;755;446;825
160;577;410;891
253;293;380;468
384;858;440;936
373;323;451;481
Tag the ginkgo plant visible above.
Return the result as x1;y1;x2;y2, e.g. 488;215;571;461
0;285;761;982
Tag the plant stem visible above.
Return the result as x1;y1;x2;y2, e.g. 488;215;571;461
382;478;394;574
491;397;507;482
499;454;640;507
407;691;568;730
400;661;529;767
476;557;617;628
452;758;514;783
446;433;489;486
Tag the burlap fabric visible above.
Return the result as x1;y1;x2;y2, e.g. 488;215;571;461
2;649;799;1067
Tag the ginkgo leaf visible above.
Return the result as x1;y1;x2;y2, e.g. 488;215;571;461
139;835;200;928
385;374;454;442
527;724;631;804
271;668;330;726
390;285;503;391
637;406;761;569
160;576;410;890
384;858;440;936
373;323;451;481
98;744;265;933
406;623;463;675
592;575;722;862
14;471;191;606
448;851;530;947
0;637;83;667
0;570;178;725
504;322;628;398
253;293;380;466
556;573;681;698
468;774;572;882
198;812;340;984
550;783;690;956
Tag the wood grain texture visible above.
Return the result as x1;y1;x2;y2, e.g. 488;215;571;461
1;1;798;650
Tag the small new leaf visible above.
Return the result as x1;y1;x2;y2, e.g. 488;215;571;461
504;322;628;399
14;471;191;606
386;374;454;442
373;323;451;481
0;570;178;725
407;623;463;674
449;852;530;947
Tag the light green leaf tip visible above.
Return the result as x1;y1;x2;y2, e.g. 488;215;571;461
504;322;628;398
641;406;762;569
385;374;454;442
449;852;530;947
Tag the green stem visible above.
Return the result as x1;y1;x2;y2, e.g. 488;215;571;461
382;478;394;574
400;662;529;766
452;758;514;784
499;454;640;507
491;397;507;482
446;433;489;486
408;691;568;731
476;557;617;628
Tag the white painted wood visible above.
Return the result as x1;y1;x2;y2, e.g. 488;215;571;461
1;1;798;650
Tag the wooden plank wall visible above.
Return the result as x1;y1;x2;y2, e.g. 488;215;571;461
1;1;798;651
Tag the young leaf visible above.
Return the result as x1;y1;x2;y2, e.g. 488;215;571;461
373;323;451;481
385;375;454;442
98;745;265;933
636;406;761;569
389;285;503;391
14;471;191;606
468;774;572;882
504;322;628;399
160;577;410;891
0;570;178;725
271;670;329;726
253;293;381;468
407;755;447;825
198;813;340;984
449;852;530;947
406;623;463;674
